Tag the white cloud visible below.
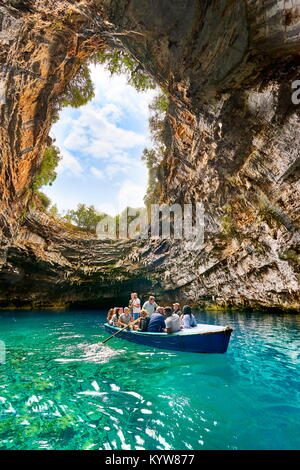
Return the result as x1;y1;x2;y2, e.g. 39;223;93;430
117;179;147;211
101;103;123;122
96;202;120;217
95;179;146;215
59;103;146;163
57;150;83;176
104;164;127;179
47;63;157;214
89;65;157;118
90;166;104;179
63;131;89;152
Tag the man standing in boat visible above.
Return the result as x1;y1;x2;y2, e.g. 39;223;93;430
131;293;141;321
142;296;158;316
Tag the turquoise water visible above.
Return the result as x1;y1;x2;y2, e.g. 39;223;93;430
0;309;299;450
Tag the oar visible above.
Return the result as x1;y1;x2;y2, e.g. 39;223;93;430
102;317;141;344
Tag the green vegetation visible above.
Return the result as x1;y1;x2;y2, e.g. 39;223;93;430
142;148;164;207
35;191;51;210
53;47;156;123
148;93;169;140
142;93;169;207
63;204;107;232
18;209;28;224
59;65;95;109
258;200;292;229
278;249;299;262
220;204;238;237
60;204;144;236
29;145;62;210
32;145;62;192
52;65;95;123
46;48;165;218
48;204;59;217
93;49;156;92
90;48;168;207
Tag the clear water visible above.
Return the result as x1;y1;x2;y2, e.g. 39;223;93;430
0;309;299;450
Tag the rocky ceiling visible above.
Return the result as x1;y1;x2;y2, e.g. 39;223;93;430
0;0;299;311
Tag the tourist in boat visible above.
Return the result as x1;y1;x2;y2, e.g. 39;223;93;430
129;293;134;309
181;305;197;328
164;306;181;334
131;292;141;320
147;306;166;332
118;307;133;328
111;307;120;326
172;302;182;316
136;309;150;332
107;308;114;325
142;296;158;316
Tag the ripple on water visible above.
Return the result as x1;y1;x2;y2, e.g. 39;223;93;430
0;310;300;450
54;343;124;364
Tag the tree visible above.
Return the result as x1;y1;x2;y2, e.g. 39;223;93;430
52;64;95;122
32;145;62;192
46;48;165;217
63;204;106;232
141;93;169;206
53;48;155;123
59;64;95;108
148;93;169;144
92;49;156;92
29;145;61;211
49;204;59;217
35;191;51;210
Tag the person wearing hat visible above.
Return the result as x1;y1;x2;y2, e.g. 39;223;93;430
173;303;182;317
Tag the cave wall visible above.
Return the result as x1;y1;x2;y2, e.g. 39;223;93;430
0;0;299;311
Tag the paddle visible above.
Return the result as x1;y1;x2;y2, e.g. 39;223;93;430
102;317;141;344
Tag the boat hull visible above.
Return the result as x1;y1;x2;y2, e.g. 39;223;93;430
104;323;232;353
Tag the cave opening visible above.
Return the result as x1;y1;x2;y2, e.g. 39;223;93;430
36;48;167;235
1;1;299;314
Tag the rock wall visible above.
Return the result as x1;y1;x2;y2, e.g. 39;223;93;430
0;1;299;311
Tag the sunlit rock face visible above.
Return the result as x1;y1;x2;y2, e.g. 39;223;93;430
0;1;299;311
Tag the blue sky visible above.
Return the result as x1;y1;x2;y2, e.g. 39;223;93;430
43;64;157;216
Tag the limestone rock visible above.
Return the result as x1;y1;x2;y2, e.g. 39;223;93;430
0;1;299;311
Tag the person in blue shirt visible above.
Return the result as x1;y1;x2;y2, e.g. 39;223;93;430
181;305;197;329
147;306;166;332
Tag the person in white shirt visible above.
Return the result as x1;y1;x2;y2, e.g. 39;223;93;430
131;292;141;320
181;305;197;328
142;296;158;316
164;306;181;334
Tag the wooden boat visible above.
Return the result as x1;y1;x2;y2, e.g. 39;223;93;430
104;323;233;353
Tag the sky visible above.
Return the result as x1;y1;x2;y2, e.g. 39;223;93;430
43;64;157;216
